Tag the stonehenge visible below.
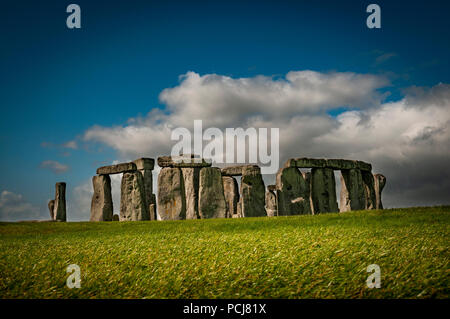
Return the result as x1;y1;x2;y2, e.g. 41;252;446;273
88;155;386;222
53;182;67;221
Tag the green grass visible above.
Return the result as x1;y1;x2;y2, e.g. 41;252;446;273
1;206;449;299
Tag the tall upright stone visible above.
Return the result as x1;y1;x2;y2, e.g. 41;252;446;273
222;176;239;218
265;189;277;217
90;175;113;221
198;167;226;219
120;171;149;221
373;174;386;210
181;167;200;219
48;199;55;220
53;182;67;221
340;169;366;212
276;167;311;215
239;166;266;217
311;168;338;214
362;171;376;210
157;167;186;220
133;158;155;220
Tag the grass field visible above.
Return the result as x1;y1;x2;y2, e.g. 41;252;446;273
0;206;449;299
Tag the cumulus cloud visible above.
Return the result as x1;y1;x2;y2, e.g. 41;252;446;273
39;160;69;174
81;71;450;209
0;190;42;221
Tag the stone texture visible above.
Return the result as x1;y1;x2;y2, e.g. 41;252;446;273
198;167;226;219
221;165;260;176
149;203;156;220
48;199;55;220
265;189;277;217
286;158;327;169
112;214;119;221
276;167;311;215
53;182;66;222
90;175;113;221
302;171;314;215
97;162;137;175
239;166;266;217
222;176;239;218
373;174;386;210
133;158;155;170
157;167;186;220
181;167;200;219
120;171;149;221
138;169;154;218
340;169;366;212
157;155;211;168
362;171;377;210
286;158;372;172
311;168;339;214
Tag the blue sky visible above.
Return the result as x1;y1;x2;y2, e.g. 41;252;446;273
1;0;449;220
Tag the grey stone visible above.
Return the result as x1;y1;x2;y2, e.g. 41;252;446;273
181;167;200;219
222;176;239;218
311;168;339;214
97;162;137;175
198;167;226;219
138;169;154;216
48;199;55;220
265;189;277;217
373;174;386;210
90;175;113;221
53;182;66;222
239;166;266;217
221;165;260;176
362;171;377;210
149;194;157;220
340;169;366;212
133;158;155;170
276;167;311;215
157;155;211;168
286;158;372;172
120;171;149;221
112;214;119;221
286;158;327;169
157;167;186;220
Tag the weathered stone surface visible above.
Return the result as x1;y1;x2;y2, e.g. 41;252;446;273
236;201;242;218
222;176;239;218
90;175;113;221
120;171;149;221
157;155;211;168
112;214;119;221
221;165;260;176
181;167;200;219
276;167;311;215
97;162;137;175
362;171;377;210
198;167;226;219
133;158;155;170
149;194;157;220
54;182;66;222
265;190;277;217
157;167;186;220
373;174;386;210
240;166;266;217
302;171;314;215
286;158;327;169
311;168;339;214
48;199;55;220
138;169;154;217
286;158;372;172
340;169;366;212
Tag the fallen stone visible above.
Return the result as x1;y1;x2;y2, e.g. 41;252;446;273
362;171;377;210
198;167;226;219
221;165;260;176
182;167;200;219
48;199;55;220
373;174;386;210
90;175;113;221
157;167;186;220
240;166;266;217
222;176;239;218
53;182;67;222
157;155;211;168
133;158;155;170
340;169;366;212
265;189;277;217
276;167;311;215
120;171;149;221
97;162;137;175
311;168;339;214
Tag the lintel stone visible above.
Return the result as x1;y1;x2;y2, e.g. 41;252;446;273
97;162;137;175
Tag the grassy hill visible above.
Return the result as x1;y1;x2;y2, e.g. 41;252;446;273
0;206;449;299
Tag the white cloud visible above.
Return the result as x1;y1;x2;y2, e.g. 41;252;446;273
0;190;42;221
39;160;69;174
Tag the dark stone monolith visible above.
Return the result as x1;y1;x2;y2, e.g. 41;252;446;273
311;168;338;214
54;182;66;221
222;176;239;218
157;167;186;220
340;169;366;212
276;167;311;215
239;166;266;217
198;167;226;219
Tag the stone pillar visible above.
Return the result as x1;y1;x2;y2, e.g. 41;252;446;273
112;214;119;221
340;169;366;212
265;185;277;217
198;167;226;219
373;174;386;209
362;171;376;210
120;171;149;221
276;167;311;215
311;168;338;214
222;176;239;218
90;175;113;221
48;199;55;220
133;158;155;220
157;167;186;220
239;166;266;217
181;167;200;219
53;182;66;221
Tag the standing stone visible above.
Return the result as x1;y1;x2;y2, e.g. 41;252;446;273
48;199;55;220
120;171;149;221
198;167;226;219
373;174;386;210
222;176;239;218
90;175;113;221
157;167;186;220
133;158;155;219
53;182;67;221
265;189;277;217
311;168;338;214
236;201;242;218
276;167;311;215
239;166;266;217
149;194;157;220
181;167;200;219
362;171;376;210
302;172;314;215
340;169;366;212
112;214;119;221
